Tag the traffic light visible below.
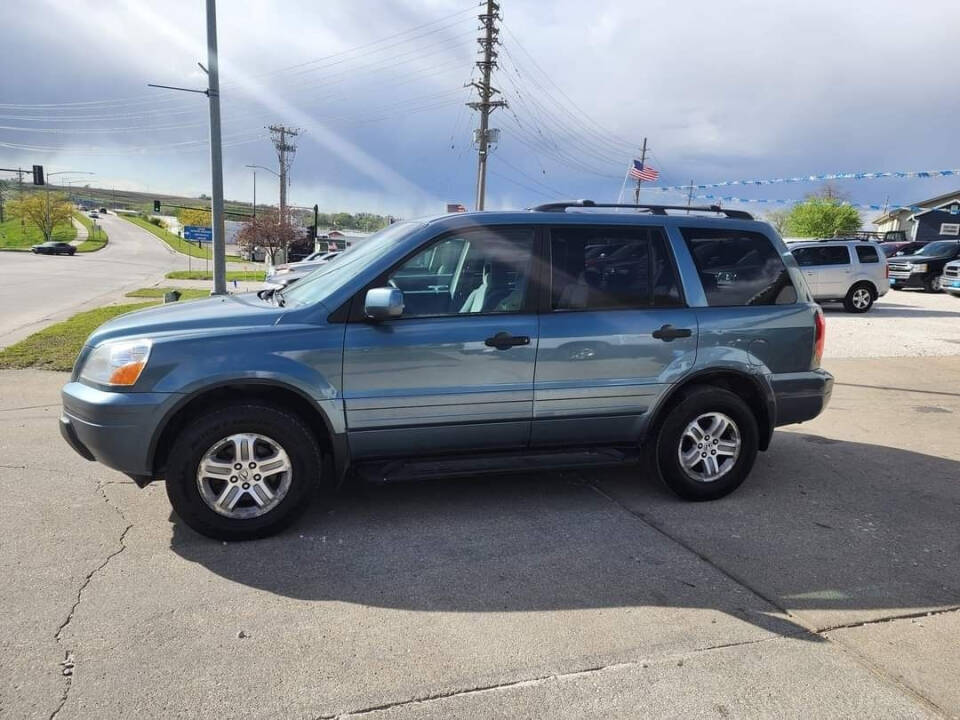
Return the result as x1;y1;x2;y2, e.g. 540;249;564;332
153;200;161;213
32;165;44;186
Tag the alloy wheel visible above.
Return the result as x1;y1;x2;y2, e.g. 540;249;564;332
678;412;741;482
852;288;871;309
196;433;293;519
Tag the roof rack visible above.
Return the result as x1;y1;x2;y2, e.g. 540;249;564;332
529;199;754;220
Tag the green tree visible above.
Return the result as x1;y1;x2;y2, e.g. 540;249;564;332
8;191;73;242
785;193;861;238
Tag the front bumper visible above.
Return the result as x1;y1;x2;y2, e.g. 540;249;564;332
60;381;181;484
771;368;834;427
888;271;927;288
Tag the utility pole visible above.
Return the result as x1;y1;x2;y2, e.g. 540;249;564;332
468;0;506;211
205;0;227;296
633;137;648;205
686;179;694;213
268;125;300;224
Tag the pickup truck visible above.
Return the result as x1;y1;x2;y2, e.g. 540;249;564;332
888;241;960;293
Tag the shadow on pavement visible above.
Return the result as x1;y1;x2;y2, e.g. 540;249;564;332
170;432;960;636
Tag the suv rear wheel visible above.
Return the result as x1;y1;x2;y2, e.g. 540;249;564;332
655;386;759;501
165;403;322;540
843;282;875;313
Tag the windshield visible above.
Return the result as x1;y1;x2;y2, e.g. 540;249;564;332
281;222;422;308
915;241;959;256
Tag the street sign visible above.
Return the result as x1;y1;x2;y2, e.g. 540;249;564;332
184;225;213;242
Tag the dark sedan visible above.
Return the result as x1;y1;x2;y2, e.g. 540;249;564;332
31;241;76;256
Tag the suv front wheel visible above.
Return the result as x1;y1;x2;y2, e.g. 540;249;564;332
165;403;322;540
655;386;759;501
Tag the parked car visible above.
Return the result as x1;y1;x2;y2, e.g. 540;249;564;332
31;241;76;256
879;241;914;257
942;259;960;297
60;201;832;540
888;240;960;292
889;241;928;257
266;251;340;279
787;239;888;312
260;265;317;293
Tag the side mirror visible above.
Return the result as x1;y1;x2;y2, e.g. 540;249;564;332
364;287;404;321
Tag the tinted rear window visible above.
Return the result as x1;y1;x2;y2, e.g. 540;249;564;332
856;245;880;263
681;228;797;306
550;226;682;310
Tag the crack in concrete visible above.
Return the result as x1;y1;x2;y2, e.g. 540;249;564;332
586;480;953;720
818;605;960;634
319;633;798;720
49;481;133;720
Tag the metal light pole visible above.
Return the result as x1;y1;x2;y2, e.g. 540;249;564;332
245;164;280;216
205;0;227;295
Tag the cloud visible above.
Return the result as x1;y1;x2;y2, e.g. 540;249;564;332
2;0;957;217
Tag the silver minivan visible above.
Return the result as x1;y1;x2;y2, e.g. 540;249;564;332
788;240;888;312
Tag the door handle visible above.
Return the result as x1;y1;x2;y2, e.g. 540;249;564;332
652;324;693;342
485;331;530;350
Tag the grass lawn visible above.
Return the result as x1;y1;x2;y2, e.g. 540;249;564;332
72;212;108;252
0;302;157;371
123;215;241;261
125;287;211;300
166;269;266;282
0;217;76;250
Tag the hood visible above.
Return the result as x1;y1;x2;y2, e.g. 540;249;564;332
891;253;951;263
86;294;284;347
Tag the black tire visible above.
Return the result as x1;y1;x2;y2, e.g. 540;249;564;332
924;274;943;293
655;385;759;501
843;282;875;313
165;403;322;540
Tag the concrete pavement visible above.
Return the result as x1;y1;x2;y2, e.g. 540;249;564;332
0;214;181;349
0;356;957;718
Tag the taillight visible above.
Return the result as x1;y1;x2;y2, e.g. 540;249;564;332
813;309;825;368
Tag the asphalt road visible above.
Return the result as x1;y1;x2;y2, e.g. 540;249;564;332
1;356;958;719
0;214;180;349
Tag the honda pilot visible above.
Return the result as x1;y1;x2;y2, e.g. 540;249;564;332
60;202;833;540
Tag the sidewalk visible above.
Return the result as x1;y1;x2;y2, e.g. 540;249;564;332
69;217;88;246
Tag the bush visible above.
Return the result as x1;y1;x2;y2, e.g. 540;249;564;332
148;216;165;228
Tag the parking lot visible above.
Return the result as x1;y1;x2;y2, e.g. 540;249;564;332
1;289;959;719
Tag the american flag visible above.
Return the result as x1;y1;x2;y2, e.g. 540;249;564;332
629;160;659;182
446;202;467;213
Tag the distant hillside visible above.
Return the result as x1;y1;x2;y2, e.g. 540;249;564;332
9;183;390;231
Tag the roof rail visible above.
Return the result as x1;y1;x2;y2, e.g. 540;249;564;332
530;199;754;220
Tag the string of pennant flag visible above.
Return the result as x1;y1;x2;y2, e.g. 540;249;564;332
636;168;960;193
682;193;960;215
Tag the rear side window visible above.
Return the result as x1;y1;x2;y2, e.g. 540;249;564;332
856;245;880;263
792;245;851;266
681;228;798;306
550;226;682;310
819;246;851;265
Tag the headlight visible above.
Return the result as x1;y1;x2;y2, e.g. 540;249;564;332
80;339;152;386
912;263;927;272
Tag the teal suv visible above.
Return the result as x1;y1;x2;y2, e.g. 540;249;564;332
60;202;833;540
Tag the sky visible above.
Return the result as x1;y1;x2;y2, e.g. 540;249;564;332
1;0;958;221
